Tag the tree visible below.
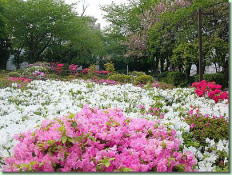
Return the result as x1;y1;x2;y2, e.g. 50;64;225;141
0;0;10;69
4;0;105;66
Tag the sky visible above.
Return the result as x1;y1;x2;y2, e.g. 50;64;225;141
65;0;127;29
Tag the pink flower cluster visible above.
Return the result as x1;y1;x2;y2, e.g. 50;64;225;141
95;71;111;75
50;63;64;74
152;82;160;88
192;80;228;103
4;106;196;172
81;68;90;74
32;71;45;78
8;77;32;83
138;105;164;119
69;64;78;75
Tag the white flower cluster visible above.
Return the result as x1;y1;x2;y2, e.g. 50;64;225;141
0;79;229;171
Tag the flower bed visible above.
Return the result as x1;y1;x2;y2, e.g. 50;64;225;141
0;79;229;172
192;80;229;103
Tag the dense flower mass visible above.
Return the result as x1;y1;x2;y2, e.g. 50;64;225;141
192;81;229;103
8;77;32;83
95;71;111;75
92;79;119;85
81;68;90;74
50;63;64;74
32;71;46;79
0;79;229;172
68;64;78;75
3;106;197;172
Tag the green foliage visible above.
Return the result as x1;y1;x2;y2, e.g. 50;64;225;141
4;0;105;65
158;82;175;90
0;79;11;88
104;62;115;72
161;72;186;86
22;66;49;76
185;114;229;145
8;71;21;77
46;74;59;80
134;75;153;85
194;73;227;88
88;65;97;77
158;72;169;82
130;71;146;77
108;74;132;83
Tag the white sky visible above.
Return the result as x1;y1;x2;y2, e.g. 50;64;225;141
65;0;127;29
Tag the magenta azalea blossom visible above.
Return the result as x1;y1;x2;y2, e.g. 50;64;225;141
3;106;196;173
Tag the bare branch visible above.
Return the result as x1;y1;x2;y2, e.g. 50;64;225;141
80;0;88;17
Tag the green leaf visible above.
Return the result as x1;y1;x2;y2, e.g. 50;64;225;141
118;167;133;172
61;136;67;144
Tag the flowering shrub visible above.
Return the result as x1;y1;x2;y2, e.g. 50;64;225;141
4;106;196;172
23;66;49;76
32;71;46;79
192;81;228;103
81;68;90;74
69;64;78;75
95;71;111;75
7;77;32;88
93;79;119;85
50;63;64;74
8;77;32;83
185;109;229;144
138;105;165;119
152;82;160;88
56;64;64;74
28;62;50;69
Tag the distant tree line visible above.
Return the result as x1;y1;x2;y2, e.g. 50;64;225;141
0;0;105;69
102;0;229;80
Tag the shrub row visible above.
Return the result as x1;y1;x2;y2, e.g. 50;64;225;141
158;72;227;88
108;73;153;85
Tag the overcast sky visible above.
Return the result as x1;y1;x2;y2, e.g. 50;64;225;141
65;0;127;29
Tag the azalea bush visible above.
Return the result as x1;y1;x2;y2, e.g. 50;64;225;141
50;63;65;74
185;109;229;144
8;77;32;83
0;79;229;172
32;71;46;80
23;66;49;76
6;77;32;88
68;64;78;75
4;106;197;172
192;81;228;103
81;68;90;74
92;79;119;85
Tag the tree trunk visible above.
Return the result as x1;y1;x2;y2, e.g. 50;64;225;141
165;58;169;71
160;58;164;72
223;60;228;87
185;64;192;79
154;57;159;73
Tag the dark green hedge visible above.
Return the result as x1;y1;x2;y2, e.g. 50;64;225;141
194;73;227;88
